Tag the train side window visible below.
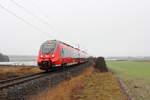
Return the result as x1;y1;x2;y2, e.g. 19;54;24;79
67;49;69;57
61;48;64;57
64;48;67;57
63;48;66;57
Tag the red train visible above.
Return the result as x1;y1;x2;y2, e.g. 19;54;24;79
37;40;88;70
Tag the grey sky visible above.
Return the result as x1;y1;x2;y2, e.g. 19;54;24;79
0;0;150;57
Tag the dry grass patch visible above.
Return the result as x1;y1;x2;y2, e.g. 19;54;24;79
0;66;42;80
73;71;128;100
30;66;95;100
30;66;128;100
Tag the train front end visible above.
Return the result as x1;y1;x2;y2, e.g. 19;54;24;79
37;41;56;70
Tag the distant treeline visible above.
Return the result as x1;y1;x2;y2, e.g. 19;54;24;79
0;53;9;62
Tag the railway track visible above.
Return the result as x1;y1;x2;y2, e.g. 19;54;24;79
0;62;89;90
0;72;48;90
0;62;91;100
0;64;77;90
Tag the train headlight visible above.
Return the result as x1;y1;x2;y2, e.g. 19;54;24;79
40;55;43;58
52;54;54;57
45;55;49;58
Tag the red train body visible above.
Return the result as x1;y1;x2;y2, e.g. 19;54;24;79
37;40;88;70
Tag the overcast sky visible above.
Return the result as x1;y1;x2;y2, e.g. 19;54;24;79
0;0;150;57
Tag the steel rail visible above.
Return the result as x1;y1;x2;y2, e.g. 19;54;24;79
0;62;88;90
0;72;48;89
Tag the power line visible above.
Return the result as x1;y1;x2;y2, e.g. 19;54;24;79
29;0;62;35
10;0;57;33
0;2;50;35
30;0;50;20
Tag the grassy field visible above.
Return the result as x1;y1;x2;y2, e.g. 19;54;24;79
107;61;150;100
107;61;150;79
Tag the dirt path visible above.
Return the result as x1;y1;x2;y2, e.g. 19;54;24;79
30;66;128;100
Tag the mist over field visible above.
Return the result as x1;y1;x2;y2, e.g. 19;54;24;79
0;54;37;66
8;55;37;62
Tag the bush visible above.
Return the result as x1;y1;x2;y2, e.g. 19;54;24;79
95;57;108;72
3;55;9;62
0;53;9;62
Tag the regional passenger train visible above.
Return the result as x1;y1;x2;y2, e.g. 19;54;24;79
37;40;88;71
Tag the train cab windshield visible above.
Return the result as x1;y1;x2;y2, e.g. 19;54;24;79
40;43;56;54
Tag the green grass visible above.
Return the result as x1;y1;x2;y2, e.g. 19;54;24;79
107;61;150;100
107;61;150;79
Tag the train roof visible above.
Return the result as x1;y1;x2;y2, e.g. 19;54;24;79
43;40;87;53
43;40;73;47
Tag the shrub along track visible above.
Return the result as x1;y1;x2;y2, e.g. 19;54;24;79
0;62;92;100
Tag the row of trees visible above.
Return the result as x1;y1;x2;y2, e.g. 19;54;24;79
0;53;9;62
